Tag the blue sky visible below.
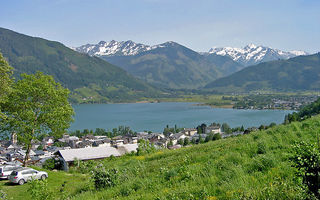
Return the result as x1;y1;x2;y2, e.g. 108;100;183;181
0;0;319;52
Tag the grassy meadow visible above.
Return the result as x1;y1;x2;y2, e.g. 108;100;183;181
2;115;320;199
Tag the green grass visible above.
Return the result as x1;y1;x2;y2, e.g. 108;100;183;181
0;168;88;200
2;115;320;199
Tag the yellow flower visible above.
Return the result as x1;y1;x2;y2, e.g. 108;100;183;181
135;156;145;160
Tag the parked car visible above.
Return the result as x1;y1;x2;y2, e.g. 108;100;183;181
0;164;22;179
8;167;48;185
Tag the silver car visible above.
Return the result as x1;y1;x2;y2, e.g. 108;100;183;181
8;167;48;185
0;165;22;179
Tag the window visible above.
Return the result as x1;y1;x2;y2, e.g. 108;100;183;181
3;167;13;172
22;171;32;175
10;171;18;176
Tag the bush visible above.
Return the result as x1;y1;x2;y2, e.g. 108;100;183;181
42;158;55;170
291;141;320;198
257;142;267;154
91;167;119;190
212;133;221;141
28;179;53;200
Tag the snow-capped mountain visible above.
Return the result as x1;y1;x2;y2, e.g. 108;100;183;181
208;44;308;66
75;41;308;66
75;40;174;57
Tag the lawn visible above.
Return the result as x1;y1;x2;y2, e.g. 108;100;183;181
0;168;87;200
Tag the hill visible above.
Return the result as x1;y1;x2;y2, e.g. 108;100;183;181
204;53;320;92
2;115;319;199
76;40;243;89
0;27;163;103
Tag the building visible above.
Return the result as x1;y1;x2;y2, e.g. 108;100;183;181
182;128;197;136
205;126;221;134
56;146;122;170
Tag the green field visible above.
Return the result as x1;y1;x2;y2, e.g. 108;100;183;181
1;114;319;199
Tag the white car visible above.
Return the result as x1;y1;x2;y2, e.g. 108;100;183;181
8;167;48;185
0;165;22;179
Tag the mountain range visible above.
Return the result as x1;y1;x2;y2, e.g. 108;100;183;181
76;41;308;67
0;27;163;103
208;44;308;66
204;53;320;92
1;27;317;98
76;41;243;89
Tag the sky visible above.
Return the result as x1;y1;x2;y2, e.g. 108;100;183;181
0;0;319;53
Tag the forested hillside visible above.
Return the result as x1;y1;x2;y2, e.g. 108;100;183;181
0;27;163;103
205;53;320;92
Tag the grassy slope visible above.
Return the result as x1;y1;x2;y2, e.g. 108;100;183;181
2;116;320;199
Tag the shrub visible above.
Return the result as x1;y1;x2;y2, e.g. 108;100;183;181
212;133;221;141
291;141;320;198
91;167;119;190
42;158;55;170
257;142;267;154
28;179;53;200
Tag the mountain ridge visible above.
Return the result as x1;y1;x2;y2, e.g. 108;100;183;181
76;41;308;67
0;27;163;103
101;42;243;89
208;44;308;66
204;53;320;92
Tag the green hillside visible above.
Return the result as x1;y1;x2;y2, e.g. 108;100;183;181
2;115;320;199
104;42;243;89
204;53;320;93
0;27;163;103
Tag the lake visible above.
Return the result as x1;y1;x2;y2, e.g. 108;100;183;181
69;102;293;132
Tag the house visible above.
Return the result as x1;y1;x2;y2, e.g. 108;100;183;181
42;136;54;146
182;128;197;136
148;133;165;144
56;146;122;170
111;138;124;146
170;133;188;145
205;126;221;134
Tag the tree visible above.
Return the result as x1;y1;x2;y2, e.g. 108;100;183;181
1;72;74;166
200;123;207;134
221;123;231;134
183;137;190;146
212;133;222;141
178;138;184;145
196;126;202;134
199;135;204;144
137;139;155;155
0;53;13;118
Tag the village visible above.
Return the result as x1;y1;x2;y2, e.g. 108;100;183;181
0;125;230;171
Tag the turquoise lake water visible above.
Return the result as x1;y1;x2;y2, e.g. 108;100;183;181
70;102;293;132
